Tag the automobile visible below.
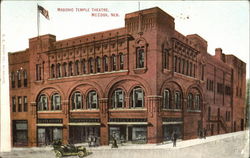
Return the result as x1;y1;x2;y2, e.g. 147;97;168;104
52;140;88;158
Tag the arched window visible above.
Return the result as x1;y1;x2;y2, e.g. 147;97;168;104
71;92;82;110
103;56;108;72
11;72;15;88
131;87;144;108
89;58;94;73
182;59;185;74
87;91;98;109
186;61;189;75
75;60;80;75
51;64;55;78
17;70;21;87
194;94;201;110
174;91;181;109
111;54;116;71
23;71;27;87
178;57;181;73
96;57;101;73
190;62;193;77
187;93;193;110
69;62;73;76
174;56;177;72
163;89;170;109
63;62;67;77
38;94;48;111
163;48;169;69
81;59;86;74
119;53;124;70
136;47;145;68
51;93;61;110
112;89;124;108
57;63;61;78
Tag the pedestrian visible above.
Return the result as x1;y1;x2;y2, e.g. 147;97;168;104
111;132;118;148
172;130;178;147
203;128;207;139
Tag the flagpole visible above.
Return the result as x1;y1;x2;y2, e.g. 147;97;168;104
37;4;40;37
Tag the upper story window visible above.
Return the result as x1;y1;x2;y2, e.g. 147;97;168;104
63;62;67;77
87;91;98;109
81;59;86;74
17;71;21;87
75;61;80;75
178;58;181;73
23;96;28;112
18;96;22;112
96;57;101;73
23;71;27;87
131;87;144;108
186;61;189;76
38;94;48;111
112;89;124;108
51;64;55;78
36;64;42;80
136;47;145;68
217;83;224;94
174;56;177;72
71;92;82;110
57;63;61;78
163;89;170;109
11;72;15;88
194;94;201;110
174;91;181;109
103;56;108;72
111;54;116;71
89;58;94;74
69;62;73;76
187;93;193;110
163;48;169;69
119;53;124;70
51;93;61;110
12;96;16;112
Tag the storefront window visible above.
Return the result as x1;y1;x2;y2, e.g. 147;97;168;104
163;124;182;141
13;120;28;146
38;127;62;146
132;126;147;142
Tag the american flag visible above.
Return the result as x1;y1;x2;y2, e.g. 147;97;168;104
38;5;49;20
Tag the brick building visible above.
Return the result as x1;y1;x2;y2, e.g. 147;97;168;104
9;7;246;147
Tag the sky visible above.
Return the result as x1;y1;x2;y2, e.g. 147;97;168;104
1;0;249;78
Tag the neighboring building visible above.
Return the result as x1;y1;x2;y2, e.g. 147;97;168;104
9;7;246;147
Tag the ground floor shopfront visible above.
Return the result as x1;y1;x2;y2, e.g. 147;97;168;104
12;118;186;147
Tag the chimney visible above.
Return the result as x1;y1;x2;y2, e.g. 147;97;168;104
215;48;225;62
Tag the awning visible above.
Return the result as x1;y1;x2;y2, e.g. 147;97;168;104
36;124;63;127
162;121;183;125
108;122;148;125
68;122;101;126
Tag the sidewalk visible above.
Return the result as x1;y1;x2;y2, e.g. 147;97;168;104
1;130;249;158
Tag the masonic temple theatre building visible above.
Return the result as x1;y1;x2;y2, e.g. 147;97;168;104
9;7;246;147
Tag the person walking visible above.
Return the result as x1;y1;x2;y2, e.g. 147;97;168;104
203;128;207;139
172;130;178;147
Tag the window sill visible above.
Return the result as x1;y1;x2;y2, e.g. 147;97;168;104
133;68;147;74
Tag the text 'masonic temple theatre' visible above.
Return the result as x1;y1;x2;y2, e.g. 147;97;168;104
9;7;246;147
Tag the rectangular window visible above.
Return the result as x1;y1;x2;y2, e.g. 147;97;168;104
23;96;28;112
133;88;144;108
114;90;124;108
11;72;15;88
120;54;124;70
12;96;16;112
163;90;170;109
201;65;204;80
174;56;177;72
88;92;98;109
18;96;22;112
36;64;42;80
